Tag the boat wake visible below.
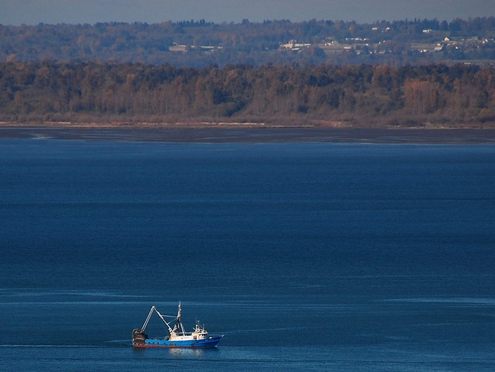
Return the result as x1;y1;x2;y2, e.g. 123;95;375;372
0;344;100;348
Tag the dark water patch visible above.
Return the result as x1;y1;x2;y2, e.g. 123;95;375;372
0;140;494;370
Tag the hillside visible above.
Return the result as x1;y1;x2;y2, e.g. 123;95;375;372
1;18;495;66
1;62;494;128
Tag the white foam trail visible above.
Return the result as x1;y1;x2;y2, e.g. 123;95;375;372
0;345;98;348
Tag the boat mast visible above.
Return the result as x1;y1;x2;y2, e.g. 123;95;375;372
177;302;186;334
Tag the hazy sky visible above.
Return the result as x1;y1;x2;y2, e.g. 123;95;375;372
0;0;494;25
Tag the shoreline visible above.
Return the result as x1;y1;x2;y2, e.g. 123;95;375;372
1;123;495;144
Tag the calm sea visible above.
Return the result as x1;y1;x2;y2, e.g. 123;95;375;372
0;140;494;371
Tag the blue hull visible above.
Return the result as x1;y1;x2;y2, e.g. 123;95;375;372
137;335;223;348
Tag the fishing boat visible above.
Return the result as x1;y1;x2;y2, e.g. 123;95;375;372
132;303;223;348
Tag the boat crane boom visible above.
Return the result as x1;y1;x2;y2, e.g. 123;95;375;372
140;305;175;334
141;306;155;331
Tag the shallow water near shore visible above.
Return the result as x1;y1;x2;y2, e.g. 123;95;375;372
2;126;495;143
0;140;495;371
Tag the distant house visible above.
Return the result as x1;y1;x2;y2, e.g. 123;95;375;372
434;43;444;52
321;41;355;54
199;45;223;51
280;40;311;51
410;43;438;53
170;44;223;53
169;44;188;53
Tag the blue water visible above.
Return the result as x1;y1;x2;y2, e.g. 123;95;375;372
0;140;495;371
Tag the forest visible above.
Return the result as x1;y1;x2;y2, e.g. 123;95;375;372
1;18;495;66
1;62;494;127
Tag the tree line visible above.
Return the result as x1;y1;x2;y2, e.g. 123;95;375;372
1;62;494;126
1;18;494;66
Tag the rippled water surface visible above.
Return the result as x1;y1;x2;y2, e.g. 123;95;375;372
0;140;494;371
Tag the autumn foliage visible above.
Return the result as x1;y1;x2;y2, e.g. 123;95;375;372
1;62;494;127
